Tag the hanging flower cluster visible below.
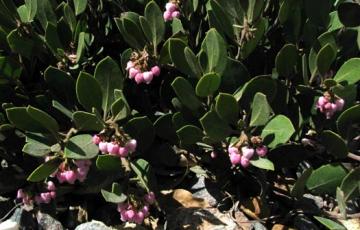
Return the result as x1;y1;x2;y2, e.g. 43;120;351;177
93;133;137;158
163;1;180;21
228;136;268;168
16;181;57;206
126;50;161;84
54;160;92;184
117;192;156;224
316;92;344;119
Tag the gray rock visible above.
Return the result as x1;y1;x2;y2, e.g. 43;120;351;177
189;176;223;207
250;222;267;230
303;194;324;209
10;208;22;223
36;212;63;230
75;220;113;230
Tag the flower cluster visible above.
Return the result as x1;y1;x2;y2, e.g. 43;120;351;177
55;160;91;184
126;61;160;84
163;1;180;21
93;135;137;157
316;92;344;119
117;192;155;224
16;181;56;206
228;136;268;168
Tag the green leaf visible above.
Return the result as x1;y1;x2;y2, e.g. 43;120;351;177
171;77;202;112
7;29;35;59
26;106;59;135
338;2;360;27
44;66;76;104
6;107;46;132
176;125;204;145
209;0;234;38
333;58;360;85
316;44;336;75
195;72;221;97
0;56;22;80
241;17;266;59
250;157;274;171
22;142;51;157
101;189;127;203
215;93;238;124
275;44;298;77
94;57;123;114
130;159;152;191
320;130;348;159
261;115;295;148
114;17;142;49
290;167;313;198
144;1;164;46
336;187;347;219
200;110;231;142
64;134;99;159
96;155;123;171
122;17;147;48
35;0;57;30
154;114;178;143
111;98;130;122
76;72;103;112
45;22;63;54
184;47;203;78
314;216;346;230
124;116;155;153
340;168;360;201
172;18;184;34
73;0;87;15
76;32;86;63
337;105;360;138
246;0;265;24
306;164;347;195
27;158;61;182
169;39;196;77
304;0;332;26
250;92;273;127
73;111;103;131
63;3;76;32
52;100;73;119
25;0;37;21
201;28;227;75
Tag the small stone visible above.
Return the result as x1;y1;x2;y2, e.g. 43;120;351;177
75;220;112;230
36;212;64;230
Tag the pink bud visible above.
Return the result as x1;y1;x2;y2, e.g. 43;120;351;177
125;139;137;153
317;96;328;107
171;11;181;18
75;160;91;168
228;146;239;156
126;61;134;70
134;211;145;224
142;205;149;217
229;152;241;165
324;102;332;110
163;11;173;21
47;181;56;191
118;147;129;157
135;73;144;84
57;172;66;183
335;98;344;111
143;71;154;84
17;189;24;199
331;103;337;111
120;210;129;222
129;68;140;79
50;191;56;199
210;151;217;158
256;145;268;157
240;157;250;168
117;203;128;212
144;192;156;204
107;142;120;155
40;192;52;204
241;146;254;159
76;167;88;182
126;209;135;220
65;170;77;184
165;2;177;12
92;135;101;145
98;142;108;153
151;66;161;76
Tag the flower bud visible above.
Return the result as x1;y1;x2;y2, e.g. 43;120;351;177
98;141;108;153
126;61;134;70
228;146;239;155
229;152;241;165
210;151;217;158
125;139;137;152
118;147;129;157
65;170;77;184
17;189;24;199
50;191;56;199
134;211;145;224
240;157;250;168
171;11;180;18
40;192;52;204
241;146;254;159
151;66;161;76
335;98;344;111
92;135;101;145
165;2;177;12
125;209;135;220
135;73;144;84
143;71;154;84
47;181;56;191
107;142;120;155
163;11;173;21
144;191;156;204
129;68;140;79
256;145;268;157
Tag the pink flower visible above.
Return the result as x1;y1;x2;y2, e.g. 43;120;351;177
57;172;66;183
64;170;77;184
135;73;144;84
125;209;135;220
228;146;239;155
141;205;149;217
335;98;344;111
134;211;145;224
241;146;254;159
47;181;56;191
92;135;101;145
40;192;52;204
171;11;180;18
50;191;56;199
118;147;129;157
240;157;250;168
126;61;134;70
107;142;119;155
120;210;129;222
229;152;241;165
144;191;156;204
151;66;161;76
143;71;154;84
256;145;268;157
17;189;24;199
125;139;137;153
210;151;217;158
165;2;177;12
129;68;140;79
163;11;173;21
316;96;328;108
99;141;108;153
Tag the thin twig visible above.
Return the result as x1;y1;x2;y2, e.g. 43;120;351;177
348;152;360;162
0;203;21;222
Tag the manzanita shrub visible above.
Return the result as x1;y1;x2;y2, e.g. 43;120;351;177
0;0;359;229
